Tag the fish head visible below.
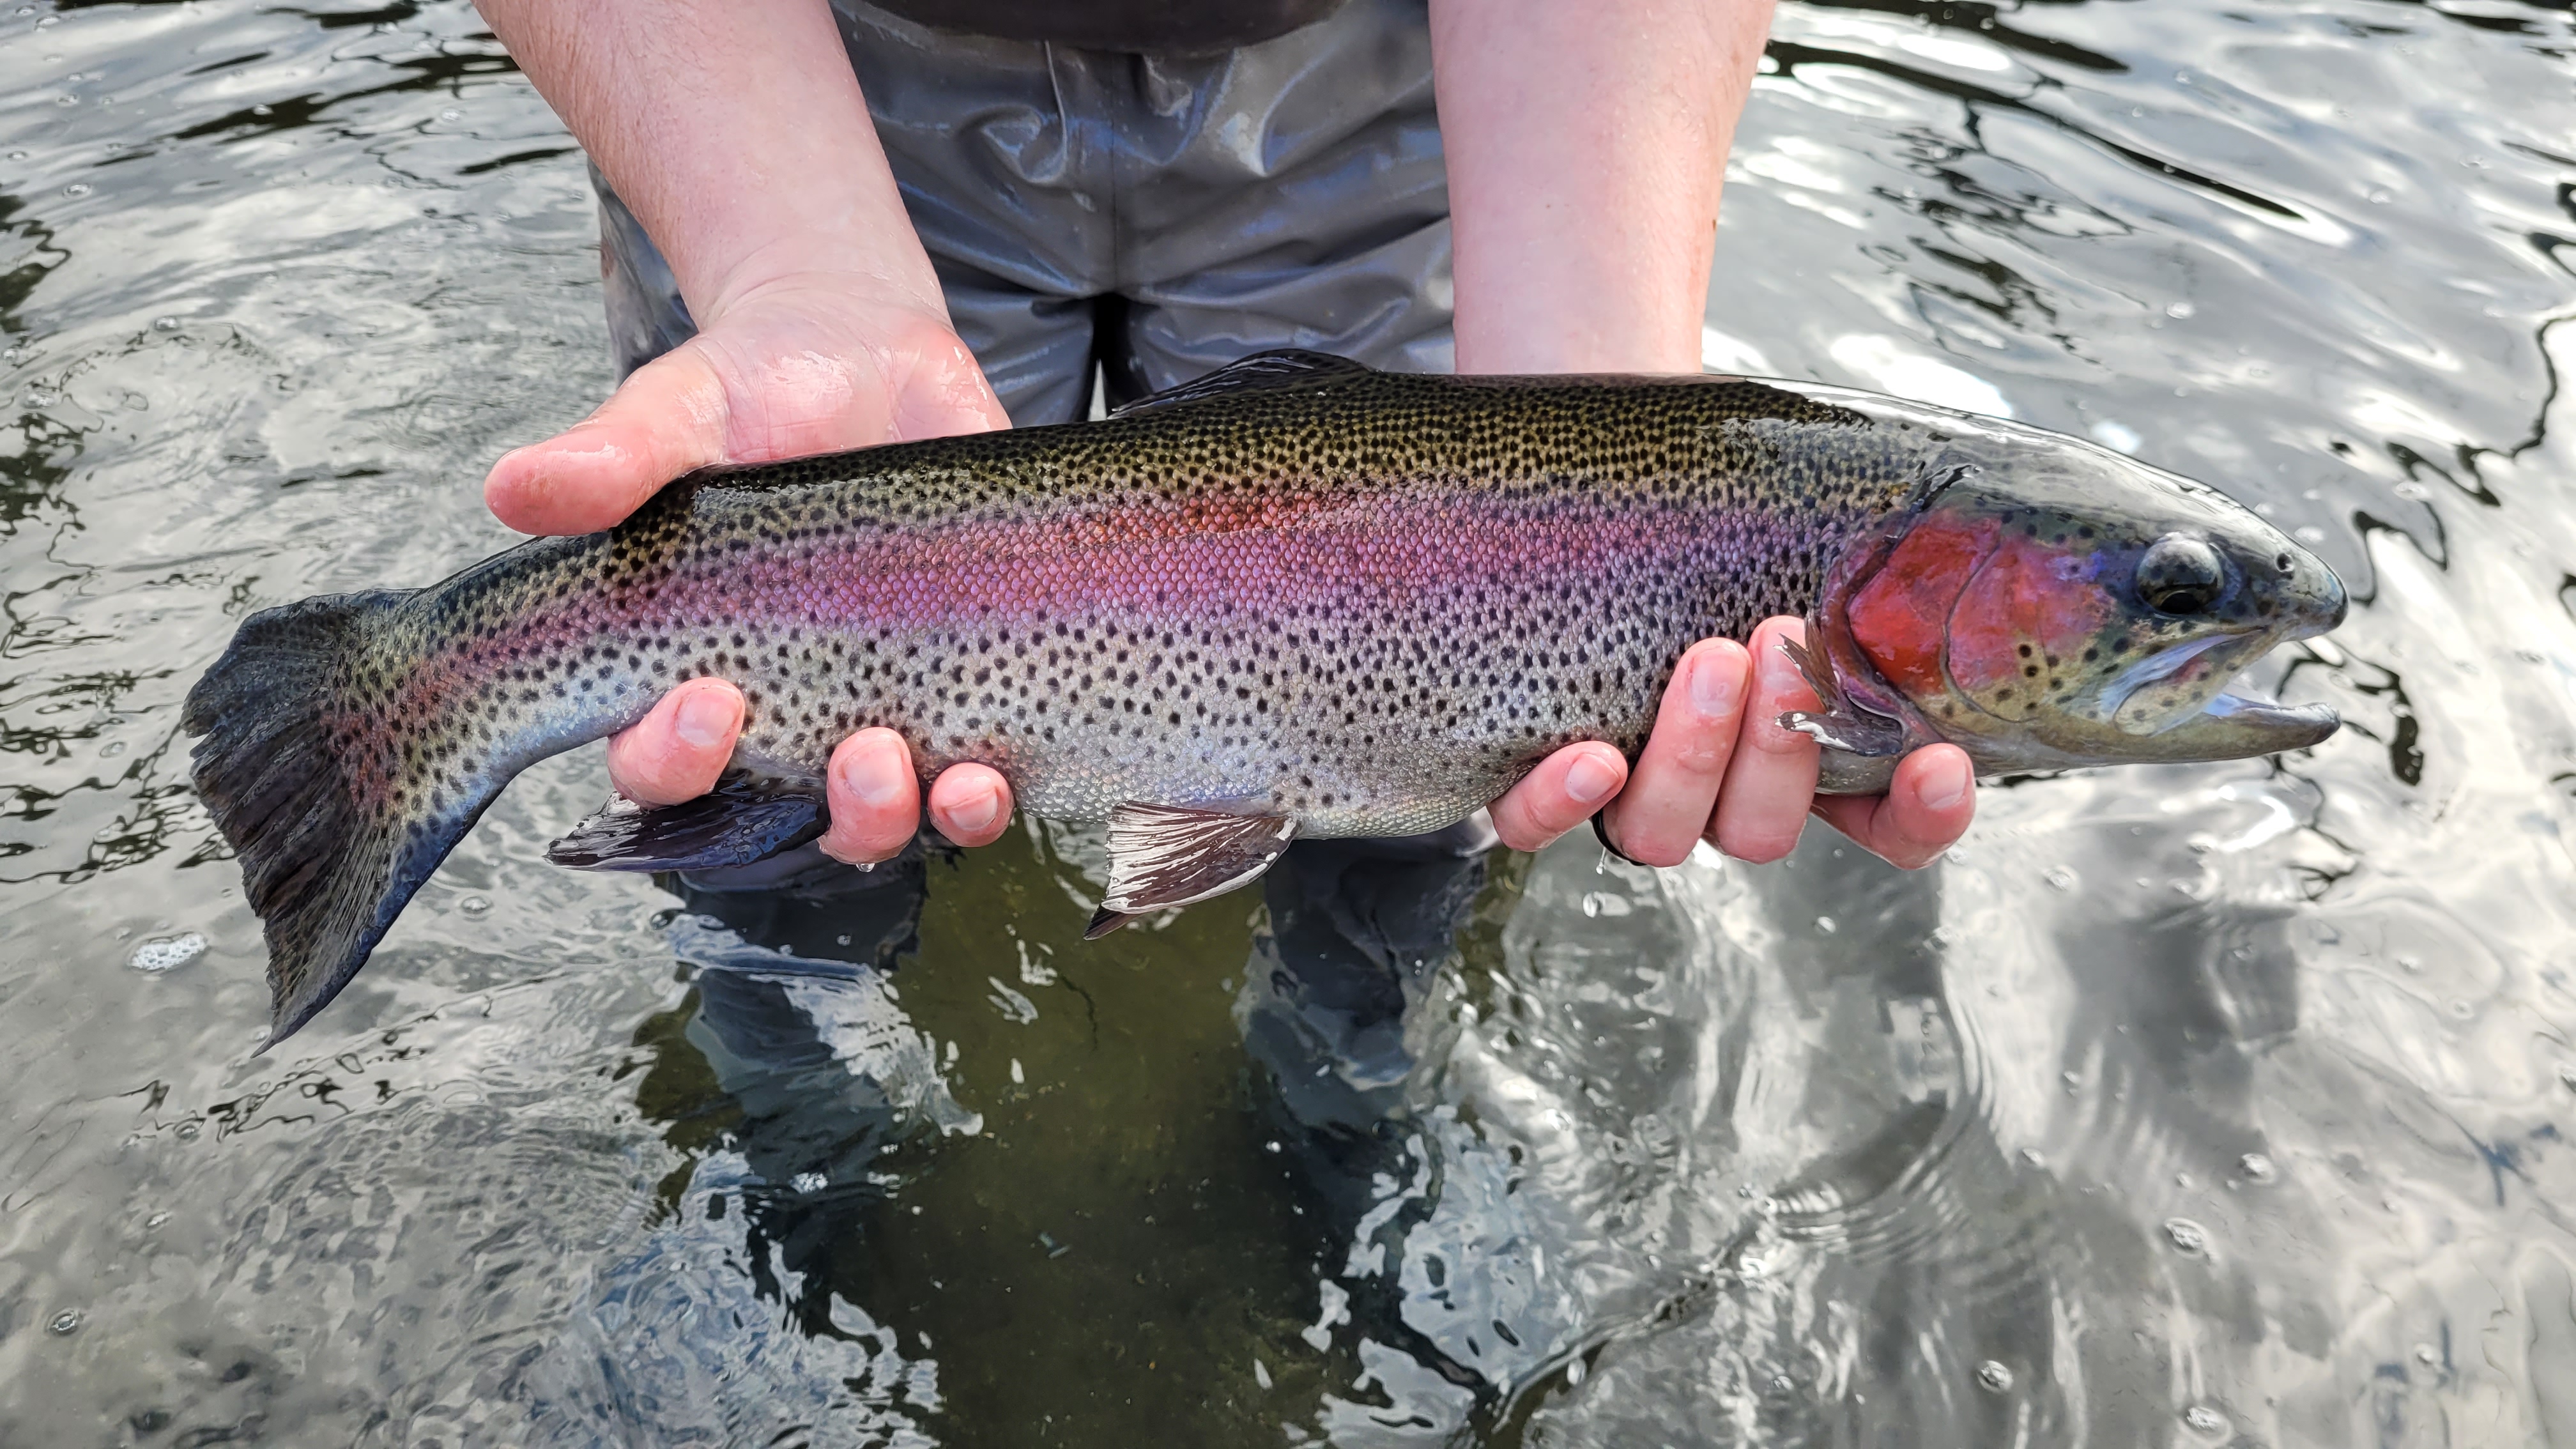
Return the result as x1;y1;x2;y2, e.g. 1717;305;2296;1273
1809;407;2347;775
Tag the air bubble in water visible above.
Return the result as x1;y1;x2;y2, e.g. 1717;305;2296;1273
49;1310;81;1335
1814;915;1837;935
2163;1218;2207;1254
790;1171;826;1194
2239;1152;2278;1183
146;1211;169;1229
440;109;463;122
153;316;180;331
62;181;89;196
2165;301;2196;319
1974;1360;2013;1393
128;933;207;972
2043;866;2078;891
1769;1373;1794;1392
2183;1404;2228;1437
174;1121;201;1142
459;895;491;916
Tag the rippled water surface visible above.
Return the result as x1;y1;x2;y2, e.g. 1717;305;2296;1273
5;1;2575;1444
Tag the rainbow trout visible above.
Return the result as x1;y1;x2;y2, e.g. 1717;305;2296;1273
185;351;2345;1045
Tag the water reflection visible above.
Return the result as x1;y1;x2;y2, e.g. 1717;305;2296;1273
4;0;2576;1443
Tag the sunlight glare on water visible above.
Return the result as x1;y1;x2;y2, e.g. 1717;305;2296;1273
2;0;2574;1445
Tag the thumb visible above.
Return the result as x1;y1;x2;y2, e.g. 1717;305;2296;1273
887;330;1012;442
485;345;733;536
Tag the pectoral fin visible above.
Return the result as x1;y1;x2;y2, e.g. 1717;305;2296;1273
1778;632;1910;756
1083;803;1298;939
547;772;827;873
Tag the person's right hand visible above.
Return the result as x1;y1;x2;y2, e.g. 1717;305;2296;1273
484;272;1022;865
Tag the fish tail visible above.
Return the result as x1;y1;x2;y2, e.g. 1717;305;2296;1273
183;587;475;1048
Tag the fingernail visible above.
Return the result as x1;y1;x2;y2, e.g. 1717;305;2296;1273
1919;752;1971;811
841;746;909;809
1565;751;1621;806
1761;638;1806;694
948;783;1000;836
675;687;735;749
1687;648;1742;719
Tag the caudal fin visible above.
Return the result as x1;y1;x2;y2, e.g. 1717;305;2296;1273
183;588;483;1048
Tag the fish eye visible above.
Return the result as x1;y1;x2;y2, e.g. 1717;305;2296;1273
2136;534;2226;614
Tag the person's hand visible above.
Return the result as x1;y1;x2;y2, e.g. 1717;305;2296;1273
486;273;1022;864
1488;617;1975;871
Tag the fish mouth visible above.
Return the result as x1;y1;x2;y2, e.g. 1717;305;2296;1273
2147;687;2342;757
2113;625;2339;756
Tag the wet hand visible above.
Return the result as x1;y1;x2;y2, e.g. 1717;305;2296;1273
486;273;1020;862
1489;617;1975;871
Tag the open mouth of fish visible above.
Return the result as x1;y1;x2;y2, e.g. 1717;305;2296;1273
2108;628;2338;748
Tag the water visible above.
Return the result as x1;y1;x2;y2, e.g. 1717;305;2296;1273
3;1;2573;1444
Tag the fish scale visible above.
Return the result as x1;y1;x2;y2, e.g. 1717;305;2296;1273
183;350;2344;1045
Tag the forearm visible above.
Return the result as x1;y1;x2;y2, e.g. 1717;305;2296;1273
473;0;937;318
1431;0;1775;374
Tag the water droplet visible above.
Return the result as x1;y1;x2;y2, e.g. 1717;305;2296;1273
1565;1358;1584;1386
1738;1255;1767;1279
61;181;89;196
2412;1342;2440;1366
2239;1152;2278;1183
174;1121;201;1142
1009;1057;1025;1085
101;739;127;757
2183;1404;2229;1437
2163;1217;2208;1254
439;109;463;122
2044;866;2078;891
2558;1066;2576;1094
1264;1139;1282;1154
1581;893;1600;917
1975;1360;2014;1393
56;93;78;107
145;1211;169;1229
790;1171;826;1193
2019;1147;2047;1169
1769;1373;1794;1392
2165;301;2196;319
458;895;491;916
48;1310;81;1336
1944;846;1972;866
1814;914;1837;935
1254;1357;1272;1390
153;316;180;331
128;933;207;972
2175;1172;2195;1190
2398;954;2421;973
2368;187;2394;204
250;103;272;116
2393;480;2430;501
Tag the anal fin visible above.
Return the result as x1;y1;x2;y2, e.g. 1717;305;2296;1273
1085;802;1297;938
547;772;826;873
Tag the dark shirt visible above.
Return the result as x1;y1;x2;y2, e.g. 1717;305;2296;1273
868;0;1353;52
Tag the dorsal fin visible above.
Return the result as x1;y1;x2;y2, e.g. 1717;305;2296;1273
1110;349;1377;420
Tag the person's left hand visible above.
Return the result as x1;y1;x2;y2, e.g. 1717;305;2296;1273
1487;615;1975;870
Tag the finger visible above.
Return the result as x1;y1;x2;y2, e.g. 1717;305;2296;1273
1597;638;1751;866
485;344;735;536
604;677;743;806
886;329;1015;443
820;728;923;865
926;762;1015;847
1491;740;1630;852
1708;617;1822;863
1809;743;1975;870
